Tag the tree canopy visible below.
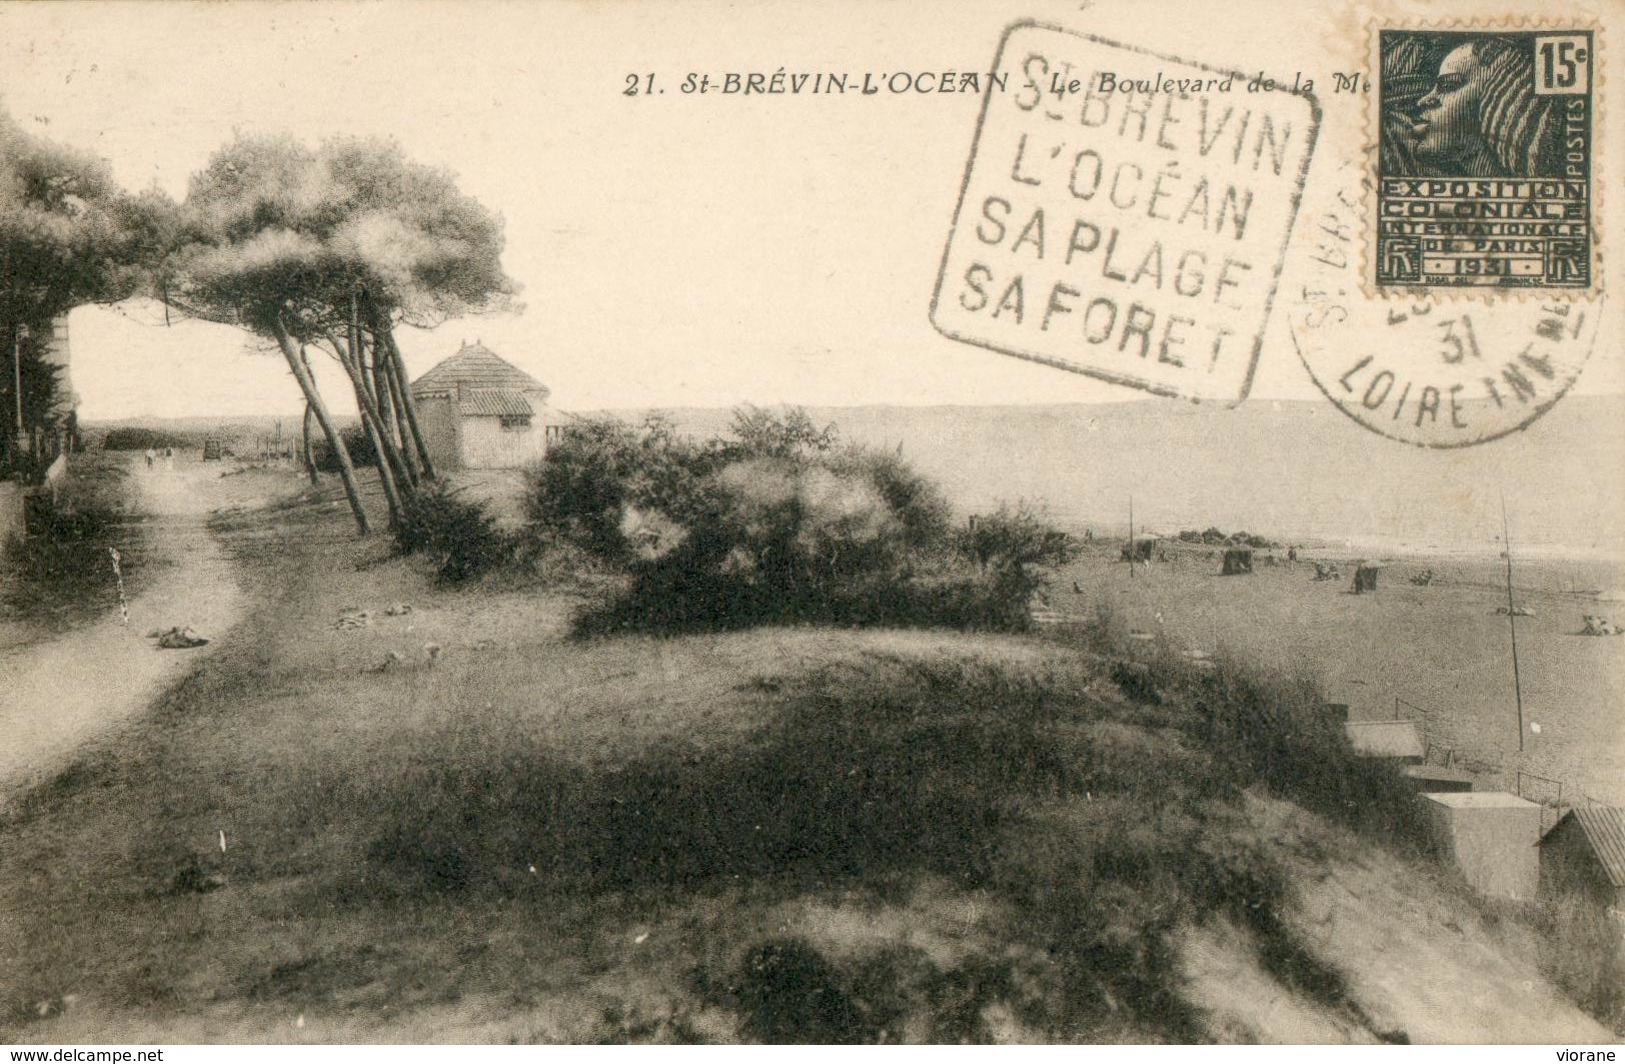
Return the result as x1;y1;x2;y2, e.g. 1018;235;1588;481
0;114;520;525
167;134;517;340
0;105;143;333
0;104;152;465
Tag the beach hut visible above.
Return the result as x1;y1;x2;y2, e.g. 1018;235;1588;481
410;341;573;470
1221;547;1253;575
1344;719;1424;762
1422;792;1541;901
1538;806;1625;908
1353;564;1381;593
1400;764;1475;792
1121;535;1159;563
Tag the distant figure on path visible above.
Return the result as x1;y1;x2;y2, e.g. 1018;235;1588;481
144;448;156;469
163;446;174;471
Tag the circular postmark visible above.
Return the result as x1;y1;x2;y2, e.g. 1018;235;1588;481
1288;167;1600;448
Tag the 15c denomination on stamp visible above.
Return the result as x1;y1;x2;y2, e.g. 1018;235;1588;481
931;21;1320;404
1373;27;1596;292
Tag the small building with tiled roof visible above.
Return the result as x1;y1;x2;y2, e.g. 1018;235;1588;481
1539;805;1625;909
410;340;571;470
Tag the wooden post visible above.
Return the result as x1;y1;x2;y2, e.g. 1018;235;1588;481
1128;495;1135;579
301;402;319;485
1501;490;1526;753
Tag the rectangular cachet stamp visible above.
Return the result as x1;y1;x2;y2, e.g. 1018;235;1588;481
931;22;1320;404
1373;27;1596;292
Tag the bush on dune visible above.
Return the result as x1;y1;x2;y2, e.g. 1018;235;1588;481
525;407;1073;635
524;413;716;562
1181;655;1434;851
314;425;377;471
394;481;514;584
1080;617;1435;854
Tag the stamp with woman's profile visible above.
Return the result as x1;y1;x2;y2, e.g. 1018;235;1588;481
1373;28;1595;292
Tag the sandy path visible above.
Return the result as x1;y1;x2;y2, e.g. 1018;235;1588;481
0;457;245;801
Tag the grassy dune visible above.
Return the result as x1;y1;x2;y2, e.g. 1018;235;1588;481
0;468;1613;1042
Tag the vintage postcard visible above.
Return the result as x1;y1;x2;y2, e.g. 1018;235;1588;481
1;0;1622;1049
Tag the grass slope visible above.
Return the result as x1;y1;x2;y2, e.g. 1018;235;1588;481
0;469;1611;1043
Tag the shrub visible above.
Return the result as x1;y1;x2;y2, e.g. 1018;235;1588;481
1137;650;1436;851
574;460;1055;635
828;447;952;552
394;482;514;583
958;501;1075;573
731;938;865;1044
954;501;1077;620
314;425;376;471
529;407;1068;635
524;414;714;560
2;461;141;626
721;404;838;460
100;427;191;451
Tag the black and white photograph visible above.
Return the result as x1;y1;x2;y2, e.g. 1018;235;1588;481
0;0;1621;1050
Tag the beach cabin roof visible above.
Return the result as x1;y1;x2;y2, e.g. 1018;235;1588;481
1344;719;1424;761
411;341;550;402
1541;806;1625;887
456;389;534;418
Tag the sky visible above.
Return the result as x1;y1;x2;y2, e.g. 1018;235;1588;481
1;0;1620;419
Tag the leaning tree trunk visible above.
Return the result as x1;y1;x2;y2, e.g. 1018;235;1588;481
367;324;415;486
379;353;418;488
344;307;415;501
385;330;436;479
301;401;319;485
358;290;437;480
273;317;369;536
334;321;404;530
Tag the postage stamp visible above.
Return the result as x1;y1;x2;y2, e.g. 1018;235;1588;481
1372;27;1596;292
1293;160;1600;448
931;21;1320;404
